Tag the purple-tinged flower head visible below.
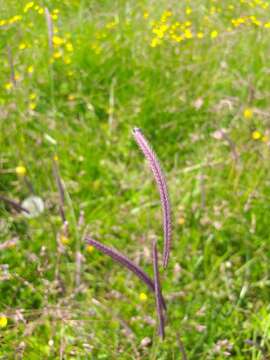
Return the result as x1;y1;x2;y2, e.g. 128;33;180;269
152;239;165;339
85;236;167;310
132;127;172;269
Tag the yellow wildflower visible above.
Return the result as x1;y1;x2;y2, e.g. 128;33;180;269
184;29;193;39
139;293;148;302
197;32;204;39
19;43;27;50
38;8;44;15
53;51;62;59
264;22;270;28
178;217;185;225
52;14;58;21
164;10;172;17
53;9;59;14
27;65;34;74
186;7;192;15
171;34;183;42
161;10;172;22
143;11;149;19
106;21;117;29
153;24;168;38
60;235;69;245
211;30;218;39
9;15;22;24
150;38;161;47
14;73;20;81
254;20;262;27
0;20;7;26
29;102;36;110
29;93;37;100
91;42;102;55
4;82;13;91
68;94;75;101
63;57;71;64
24;2;34;13
252;130;261;140
53;36;65;47
243;108;253;119
53;154;59;162
210;6;216;15
249;15;261;26
86;245;94;253
15;165;27;176
65;42;74;52
0;315;7;328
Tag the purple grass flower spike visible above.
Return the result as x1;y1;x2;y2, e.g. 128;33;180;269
0;194;30;214
85;236;166;310
132;127;172;269
152;239;165;339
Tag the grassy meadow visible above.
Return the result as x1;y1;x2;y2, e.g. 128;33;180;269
1;0;270;358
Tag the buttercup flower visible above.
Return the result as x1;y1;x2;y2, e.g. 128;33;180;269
86;245;94;253
252;130;261;140
139;292;148;302
243;108;253;119
0;315;7;328
27;65;34;74
15;165;27;176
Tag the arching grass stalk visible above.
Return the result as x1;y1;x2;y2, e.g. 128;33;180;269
0;194;29;214
85;236;166;310
152;239;165;339
52;158;66;223
132;127;172;269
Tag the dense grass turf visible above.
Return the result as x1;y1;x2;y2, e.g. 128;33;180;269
1;0;270;358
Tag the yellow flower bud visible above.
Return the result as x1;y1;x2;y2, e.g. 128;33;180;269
53;36;65;46
178;217;185;225
29;102;36;110
4;82;13;91
139;292;148;302
60;235;69;245
0;315;8;328
29;93;37;100
27;65;34;74
252;131;261;140
243;108;253;119
15;165;27;176
211;30;218;39
86;245;94;253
